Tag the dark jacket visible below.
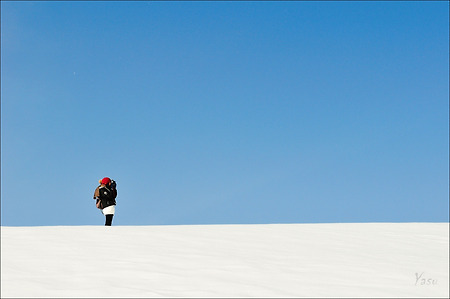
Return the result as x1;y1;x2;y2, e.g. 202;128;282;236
94;185;117;209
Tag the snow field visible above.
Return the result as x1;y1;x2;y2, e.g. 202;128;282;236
1;223;448;298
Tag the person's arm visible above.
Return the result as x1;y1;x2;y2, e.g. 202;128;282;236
110;180;117;199
93;186;100;199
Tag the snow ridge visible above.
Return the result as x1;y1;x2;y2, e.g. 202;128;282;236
1;223;448;298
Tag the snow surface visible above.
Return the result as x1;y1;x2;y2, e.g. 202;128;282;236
1;223;448;298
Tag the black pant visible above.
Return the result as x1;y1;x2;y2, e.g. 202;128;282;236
105;214;114;226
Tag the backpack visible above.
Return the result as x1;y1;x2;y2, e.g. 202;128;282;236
97;185;116;209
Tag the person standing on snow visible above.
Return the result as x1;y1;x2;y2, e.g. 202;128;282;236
93;177;117;226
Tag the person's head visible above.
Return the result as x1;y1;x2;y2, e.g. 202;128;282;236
101;177;111;186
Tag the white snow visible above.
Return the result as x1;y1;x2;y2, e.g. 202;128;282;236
1;223;448;298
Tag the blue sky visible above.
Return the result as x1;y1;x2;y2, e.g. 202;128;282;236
1;1;448;226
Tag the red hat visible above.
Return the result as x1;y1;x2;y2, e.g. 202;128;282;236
101;177;111;185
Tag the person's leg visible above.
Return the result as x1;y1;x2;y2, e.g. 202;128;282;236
105;214;113;226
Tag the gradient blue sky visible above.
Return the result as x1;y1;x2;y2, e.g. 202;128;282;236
1;1;448;226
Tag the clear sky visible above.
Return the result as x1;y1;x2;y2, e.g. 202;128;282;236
1;1;448;226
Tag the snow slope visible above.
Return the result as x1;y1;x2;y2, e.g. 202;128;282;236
1;223;448;298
